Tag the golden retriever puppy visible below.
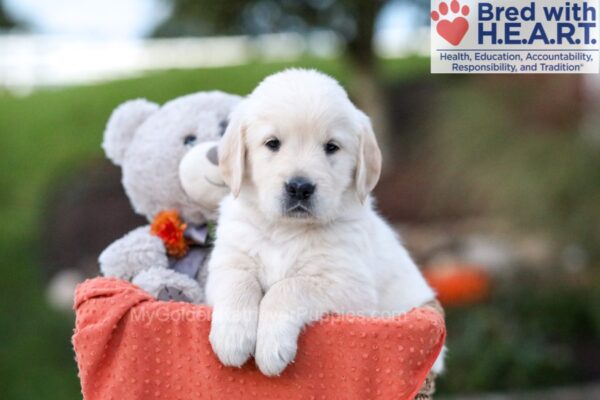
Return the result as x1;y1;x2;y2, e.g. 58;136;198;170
206;69;442;376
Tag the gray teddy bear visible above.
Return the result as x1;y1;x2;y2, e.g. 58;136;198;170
98;91;241;303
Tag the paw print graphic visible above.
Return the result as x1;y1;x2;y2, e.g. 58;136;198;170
431;0;470;46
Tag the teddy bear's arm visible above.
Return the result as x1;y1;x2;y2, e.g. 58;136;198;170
132;268;205;303
99;226;168;281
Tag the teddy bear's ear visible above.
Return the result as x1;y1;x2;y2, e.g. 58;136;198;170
102;99;159;165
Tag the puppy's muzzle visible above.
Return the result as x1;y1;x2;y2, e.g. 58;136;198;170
284;176;316;216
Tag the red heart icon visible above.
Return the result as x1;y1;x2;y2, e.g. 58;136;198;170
436;17;469;46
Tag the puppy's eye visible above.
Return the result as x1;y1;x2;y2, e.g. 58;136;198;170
183;134;197;147
324;141;340;155
265;138;281;152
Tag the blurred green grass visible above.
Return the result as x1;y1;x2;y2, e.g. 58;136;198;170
0;56;427;400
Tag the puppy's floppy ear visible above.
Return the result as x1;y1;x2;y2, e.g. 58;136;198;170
355;113;382;204
102;99;159;165
219;105;246;197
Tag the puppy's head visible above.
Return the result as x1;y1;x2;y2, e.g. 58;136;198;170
220;69;381;222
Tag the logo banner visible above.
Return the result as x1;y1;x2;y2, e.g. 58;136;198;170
431;0;600;73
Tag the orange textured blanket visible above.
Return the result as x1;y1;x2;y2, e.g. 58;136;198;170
73;278;445;400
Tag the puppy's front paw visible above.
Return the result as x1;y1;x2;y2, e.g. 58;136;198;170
255;317;300;376
209;308;257;367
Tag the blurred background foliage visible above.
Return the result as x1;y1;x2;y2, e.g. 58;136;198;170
428;81;600;260
0;0;599;399
442;275;600;393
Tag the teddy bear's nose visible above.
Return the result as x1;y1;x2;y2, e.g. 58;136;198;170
207;146;218;166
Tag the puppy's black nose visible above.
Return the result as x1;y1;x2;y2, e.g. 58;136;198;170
285;177;316;201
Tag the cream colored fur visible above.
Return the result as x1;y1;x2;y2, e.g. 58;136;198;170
207;69;443;376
